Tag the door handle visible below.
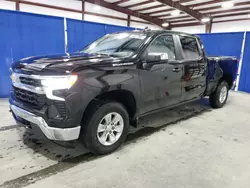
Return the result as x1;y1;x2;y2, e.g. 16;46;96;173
173;67;180;72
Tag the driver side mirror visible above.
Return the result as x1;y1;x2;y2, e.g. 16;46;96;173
146;52;169;64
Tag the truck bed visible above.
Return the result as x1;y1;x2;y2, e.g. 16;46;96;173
206;56;238;95
207;56;238;82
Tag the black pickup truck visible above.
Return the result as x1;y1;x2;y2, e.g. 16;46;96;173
9;30;237;154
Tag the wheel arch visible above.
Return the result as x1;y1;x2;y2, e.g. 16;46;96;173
81;89;138;128
220;73;234;89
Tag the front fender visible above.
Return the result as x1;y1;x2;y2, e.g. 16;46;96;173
81;68;141;103
71;68;141;125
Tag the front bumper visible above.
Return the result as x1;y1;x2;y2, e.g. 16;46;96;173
10;104;81;141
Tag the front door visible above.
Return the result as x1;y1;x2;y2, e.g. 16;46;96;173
139;34;183;115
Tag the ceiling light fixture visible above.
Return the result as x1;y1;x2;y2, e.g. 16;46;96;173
221;1;234;9
171;10;180;16
201;17;210;23
162;22;169;27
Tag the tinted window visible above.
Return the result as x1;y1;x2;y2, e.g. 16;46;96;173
180;36;200;60
147;35;176;60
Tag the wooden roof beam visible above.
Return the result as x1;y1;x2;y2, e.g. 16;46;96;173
123;0;195;10
142;0;215;15
207;7;250;15
112;0;130;5
136;4;166;12
214;12;250;18
166;6;250;22
85;0;166;28
132;0;195;13
123;0;152;9
155;1;250;19
197;1;250;12
170;12;250;24
172;18;250;27
155;0;208;22
147;1;209;15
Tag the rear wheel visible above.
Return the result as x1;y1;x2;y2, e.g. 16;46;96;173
209;81;229;108
80;101;129;154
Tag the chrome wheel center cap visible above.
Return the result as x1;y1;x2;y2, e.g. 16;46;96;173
107;125;112;131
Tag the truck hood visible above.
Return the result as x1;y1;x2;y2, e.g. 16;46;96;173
12;52;134;75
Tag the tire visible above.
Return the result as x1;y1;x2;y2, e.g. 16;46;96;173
80;100;129;154
209;81;229;109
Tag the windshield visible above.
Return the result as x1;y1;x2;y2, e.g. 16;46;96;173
80;32;147;57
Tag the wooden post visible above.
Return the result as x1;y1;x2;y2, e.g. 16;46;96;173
16;0;20;11
82;0;85;20
205;19;213;33
127;15;131;27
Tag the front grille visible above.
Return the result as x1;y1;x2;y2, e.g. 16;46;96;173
19;77;41;87
12;87;46;109
54;101;67;118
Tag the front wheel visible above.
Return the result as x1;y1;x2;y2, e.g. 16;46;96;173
209;81;229;108
80;101;129;154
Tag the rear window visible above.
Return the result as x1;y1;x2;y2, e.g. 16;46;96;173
180;36;200;60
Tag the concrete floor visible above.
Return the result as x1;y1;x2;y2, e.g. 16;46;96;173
1;92;250;188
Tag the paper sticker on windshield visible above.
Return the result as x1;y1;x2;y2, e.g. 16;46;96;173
129;34;146;40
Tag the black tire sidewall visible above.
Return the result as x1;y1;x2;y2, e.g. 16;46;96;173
82;102;129;154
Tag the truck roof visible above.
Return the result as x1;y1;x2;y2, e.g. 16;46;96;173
113;29;197;38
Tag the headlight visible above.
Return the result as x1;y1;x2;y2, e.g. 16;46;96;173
10;73;19;83
41;75;78;90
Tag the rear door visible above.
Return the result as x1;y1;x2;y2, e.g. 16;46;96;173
139;34;183;115
178;35;207;102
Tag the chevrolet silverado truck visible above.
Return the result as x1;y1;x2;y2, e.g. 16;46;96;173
9;30;237;154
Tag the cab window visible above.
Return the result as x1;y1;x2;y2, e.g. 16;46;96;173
179;36;200;60
147;35;176;60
